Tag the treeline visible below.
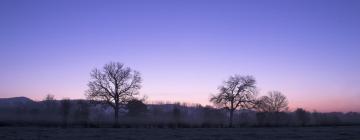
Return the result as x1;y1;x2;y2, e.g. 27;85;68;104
1;62;359;128
0;97;359;128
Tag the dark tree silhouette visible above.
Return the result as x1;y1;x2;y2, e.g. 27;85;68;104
126;99;147;117
172;105;182;124
86;62;142;126
295;108;311;126
201;106;227;126
256;91;289;112
74;100;90;126
60;98;71;127
44;94;55;101
43;94;56;111
210;75;257;127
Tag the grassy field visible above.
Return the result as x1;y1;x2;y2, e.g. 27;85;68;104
0;126;359;140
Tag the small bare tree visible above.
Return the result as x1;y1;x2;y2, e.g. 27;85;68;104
210;75;257;127
43;94;56;111
86;62;142;126
257;91;288;112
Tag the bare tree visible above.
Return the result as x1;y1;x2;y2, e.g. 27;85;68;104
44;94;55;101
43;94;56;109
256;91;288;112
86;62;142;126
210;75;257;127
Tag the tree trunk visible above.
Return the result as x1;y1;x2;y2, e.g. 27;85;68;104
229;110;234;128
114;104;119;127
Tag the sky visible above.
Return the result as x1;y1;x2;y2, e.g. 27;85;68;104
0;0;360;112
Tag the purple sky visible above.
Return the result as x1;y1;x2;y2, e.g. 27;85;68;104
1;0;360;112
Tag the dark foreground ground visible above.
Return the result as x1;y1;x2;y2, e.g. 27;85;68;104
1;126;360;140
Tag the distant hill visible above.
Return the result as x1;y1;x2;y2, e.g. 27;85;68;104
0;97;35;107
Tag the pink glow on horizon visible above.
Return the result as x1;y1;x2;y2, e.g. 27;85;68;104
1;0;360;113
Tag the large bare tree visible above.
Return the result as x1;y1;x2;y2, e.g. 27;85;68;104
210;75;257;127
256;91;288;112
86;62;141;125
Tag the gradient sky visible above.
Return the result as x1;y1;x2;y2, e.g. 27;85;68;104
1;0;360;112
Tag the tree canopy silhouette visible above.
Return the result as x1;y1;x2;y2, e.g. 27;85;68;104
257;91;289;113
86;62;142;126
126;99;147;117
210;75;257;127
295;108;311;126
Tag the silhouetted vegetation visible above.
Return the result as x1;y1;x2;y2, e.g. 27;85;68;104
256;91;289;113
1;96;359;128
0;63;359;129
295;108;311;126
126;99;147;117
86;62;142;126
60;98;71;127
210;75;257;127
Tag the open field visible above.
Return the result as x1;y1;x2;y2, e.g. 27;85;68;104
0;126;360;140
